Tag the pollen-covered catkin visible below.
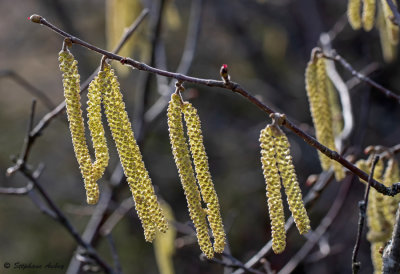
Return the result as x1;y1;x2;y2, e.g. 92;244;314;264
348;0;362;29
101;63;167;242
362;0;376;31
87;70;109;182
167;93;213;258
305;52;337;173
59;50;99;204
259;125;286;254
274;130;310;234
182;102;226;253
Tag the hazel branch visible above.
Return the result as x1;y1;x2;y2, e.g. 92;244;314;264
352;156;380;274
28;14;400;197
322;51;400;103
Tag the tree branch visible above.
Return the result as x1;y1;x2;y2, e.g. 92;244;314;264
352;156;380;274
28;14;400;197
322;51;400;103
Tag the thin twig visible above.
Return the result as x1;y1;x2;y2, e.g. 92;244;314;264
135;0;166;140
19;166;113;273
28;14;400;197
322;51;400;104
352;155;380;274
6;100;37;176
144;0;203;128
0;183;33;195
0;70;55;110
106;234;122;274
201;254;264;274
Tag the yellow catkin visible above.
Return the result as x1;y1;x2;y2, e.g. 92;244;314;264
305;53;337;174
87;70;109;182
259;125;286;254
382;158;400;227
182;102;226;253
274;131;310;234
59;50;99;204
377;1;398;62
101;63;167;242
362;0;376;31
348;0;362;30
381;0;399;45
167;93;213;258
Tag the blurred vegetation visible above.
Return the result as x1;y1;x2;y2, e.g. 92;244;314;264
1;0;400;273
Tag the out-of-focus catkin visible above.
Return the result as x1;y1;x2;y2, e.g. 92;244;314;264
101;63;167;242
362;0;376;31
377;0;398;62
348;0;362;29
259;125;286;254
59;50;99;204
182;102;226;253
167;93;213;258
305;51;342;180
381;0;399;45
274;131;310;234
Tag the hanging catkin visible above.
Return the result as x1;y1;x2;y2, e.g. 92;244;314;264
362;0;376;31
348;0;362;29
259;125;286;254
167;93;213;258
274;129;310;234
101;63;168;242
59;49;101;204
87;67;109;182
305;50;344;181
182;102;226;253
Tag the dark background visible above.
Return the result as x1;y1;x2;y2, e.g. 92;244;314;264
1;0;400;273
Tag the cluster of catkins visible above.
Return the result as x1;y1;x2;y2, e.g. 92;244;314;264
259;119;310;254
305;49;345;182
167;91;226;258
347;0;399;62
59;48;226;257
59;49;167;242
356;155;400;274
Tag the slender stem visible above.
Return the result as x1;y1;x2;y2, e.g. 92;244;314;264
323;51;400;103
20;167;114;273
28;14;400;197
352;156;380;274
